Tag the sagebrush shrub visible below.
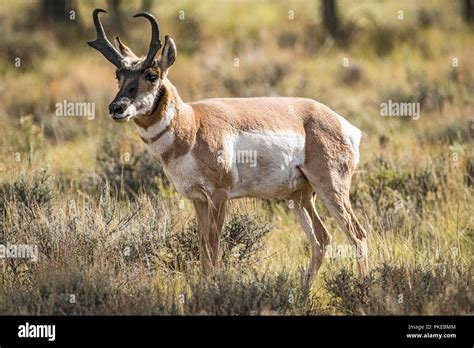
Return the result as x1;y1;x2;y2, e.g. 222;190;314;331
95;138;167;199
184;270;314;315
323;262;472;315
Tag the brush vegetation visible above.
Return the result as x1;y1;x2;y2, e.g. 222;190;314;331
0;0;473;315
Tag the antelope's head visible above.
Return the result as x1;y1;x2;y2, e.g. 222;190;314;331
87;9;176;122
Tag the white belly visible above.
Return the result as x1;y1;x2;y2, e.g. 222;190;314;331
224;130;307;199
160;152;208;200
149;129;307;201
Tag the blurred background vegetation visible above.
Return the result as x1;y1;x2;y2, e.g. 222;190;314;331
0;0;473;315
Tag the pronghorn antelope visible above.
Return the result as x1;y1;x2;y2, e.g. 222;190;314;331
88;9;368;282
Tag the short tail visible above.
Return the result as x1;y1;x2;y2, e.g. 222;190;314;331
336;114;362;167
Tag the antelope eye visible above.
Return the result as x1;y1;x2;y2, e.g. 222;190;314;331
146;74;158;83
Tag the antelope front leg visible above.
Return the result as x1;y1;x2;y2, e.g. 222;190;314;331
193;189;228;276
193;200;212;275
208;189;228;269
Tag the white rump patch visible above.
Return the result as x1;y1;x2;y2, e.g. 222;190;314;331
337;115;362;166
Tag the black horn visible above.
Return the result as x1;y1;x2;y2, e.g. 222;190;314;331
133;12;162;68
87;9;124;67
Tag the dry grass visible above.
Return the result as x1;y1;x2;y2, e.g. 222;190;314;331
0;0;473;315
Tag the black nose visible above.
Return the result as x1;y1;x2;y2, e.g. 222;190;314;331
109;103;124;115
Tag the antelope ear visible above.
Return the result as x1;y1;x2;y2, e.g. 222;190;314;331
159;35;176;79
114;36;138;59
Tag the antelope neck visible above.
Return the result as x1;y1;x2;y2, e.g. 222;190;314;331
134;80;196;160
134;80;180;138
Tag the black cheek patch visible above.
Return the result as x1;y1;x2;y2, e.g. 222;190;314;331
150;85;165;115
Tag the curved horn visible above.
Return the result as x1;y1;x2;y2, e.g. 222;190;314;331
87;9;124;67
133;12;162;68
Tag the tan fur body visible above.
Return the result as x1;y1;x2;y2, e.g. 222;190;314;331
134;79;368;282
87;9;368;282
136;80;353;200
